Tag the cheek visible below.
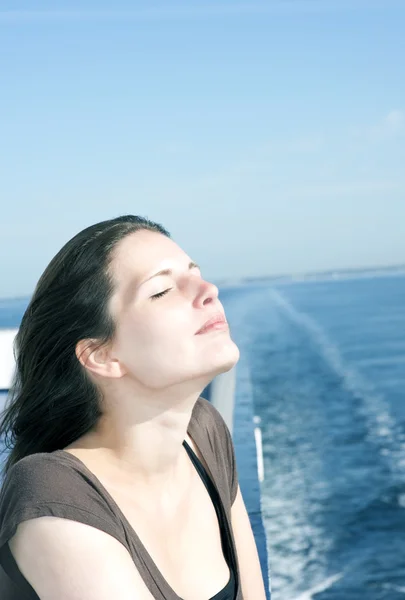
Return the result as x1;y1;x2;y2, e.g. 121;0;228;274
117;314;201;387
116;311;194;368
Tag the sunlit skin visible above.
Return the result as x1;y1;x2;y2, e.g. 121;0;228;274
70;230;240;511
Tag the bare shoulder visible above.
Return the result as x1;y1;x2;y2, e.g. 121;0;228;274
9;516;154;600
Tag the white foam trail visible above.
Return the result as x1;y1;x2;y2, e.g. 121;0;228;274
290;572;344;600
382;583;405;594
270;289;405;479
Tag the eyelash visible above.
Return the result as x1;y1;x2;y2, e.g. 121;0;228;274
150;266;201;300
151;288;172;300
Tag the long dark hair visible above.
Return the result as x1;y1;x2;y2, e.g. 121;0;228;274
0;215;170;480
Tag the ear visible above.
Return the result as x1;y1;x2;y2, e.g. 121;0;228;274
75;339;127;379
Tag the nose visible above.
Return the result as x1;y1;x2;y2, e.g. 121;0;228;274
195;278;219;307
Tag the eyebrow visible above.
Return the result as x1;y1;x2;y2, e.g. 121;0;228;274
139;261;200;287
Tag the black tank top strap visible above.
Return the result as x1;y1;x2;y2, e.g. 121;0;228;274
183;440;237;600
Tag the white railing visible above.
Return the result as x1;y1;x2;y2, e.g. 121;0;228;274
0;329;18;390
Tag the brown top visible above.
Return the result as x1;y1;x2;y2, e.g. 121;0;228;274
0;397;243;599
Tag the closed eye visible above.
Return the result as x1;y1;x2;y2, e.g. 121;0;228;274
151;288;172;300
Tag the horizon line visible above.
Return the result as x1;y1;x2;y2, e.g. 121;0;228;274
1;262;404;301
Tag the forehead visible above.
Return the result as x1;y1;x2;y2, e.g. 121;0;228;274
110;229;187;291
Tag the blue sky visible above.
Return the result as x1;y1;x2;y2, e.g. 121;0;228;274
0;1;404;298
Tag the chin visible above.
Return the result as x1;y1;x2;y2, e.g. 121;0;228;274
210;339;240;375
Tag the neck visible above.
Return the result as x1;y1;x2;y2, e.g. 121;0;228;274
80;381;206;493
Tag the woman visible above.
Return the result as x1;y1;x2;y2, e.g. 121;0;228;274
0;215;267;600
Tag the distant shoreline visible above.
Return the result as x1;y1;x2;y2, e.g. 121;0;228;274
215;263;405;287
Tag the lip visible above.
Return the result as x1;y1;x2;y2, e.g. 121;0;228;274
195;312;228;335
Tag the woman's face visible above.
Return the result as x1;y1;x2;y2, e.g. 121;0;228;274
107;230;240;389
